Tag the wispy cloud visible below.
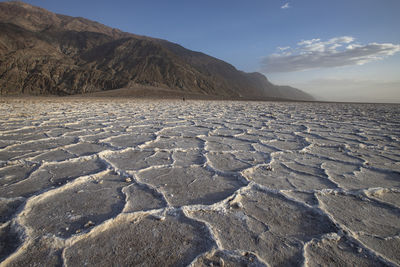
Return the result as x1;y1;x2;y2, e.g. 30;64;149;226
261;37;400;73
281;3;290;9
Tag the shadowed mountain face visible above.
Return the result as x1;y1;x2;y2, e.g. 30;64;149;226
0;1;314;100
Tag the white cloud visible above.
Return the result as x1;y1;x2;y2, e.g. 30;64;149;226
281;3;290;9
277;46;290;51
261;37;400;73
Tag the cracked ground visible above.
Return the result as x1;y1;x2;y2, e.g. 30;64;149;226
0;98;399;266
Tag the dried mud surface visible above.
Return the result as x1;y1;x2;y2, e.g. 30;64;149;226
0;98;399;266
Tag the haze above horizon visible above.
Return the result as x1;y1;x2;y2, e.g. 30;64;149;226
3;0;400;103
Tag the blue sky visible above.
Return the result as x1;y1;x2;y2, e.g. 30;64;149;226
7;0;400;102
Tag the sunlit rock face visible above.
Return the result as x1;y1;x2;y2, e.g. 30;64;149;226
0;1;314;101
0;98;399;266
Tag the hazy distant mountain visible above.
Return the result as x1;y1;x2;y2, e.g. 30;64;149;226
0;1;314;100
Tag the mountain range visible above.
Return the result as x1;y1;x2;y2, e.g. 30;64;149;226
0;1;314;100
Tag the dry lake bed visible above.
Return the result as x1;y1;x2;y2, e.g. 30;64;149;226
0;98;399;266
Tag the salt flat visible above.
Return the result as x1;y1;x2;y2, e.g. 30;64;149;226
0;98;399;266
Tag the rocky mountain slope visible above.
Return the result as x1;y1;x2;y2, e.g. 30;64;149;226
0;1;314;100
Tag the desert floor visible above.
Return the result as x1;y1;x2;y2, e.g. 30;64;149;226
0;98;399;266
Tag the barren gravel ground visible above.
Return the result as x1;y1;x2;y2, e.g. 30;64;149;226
0;98;399;266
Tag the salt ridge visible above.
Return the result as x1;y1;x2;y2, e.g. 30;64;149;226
0;99;399;266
